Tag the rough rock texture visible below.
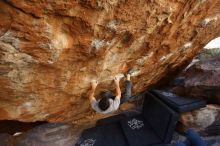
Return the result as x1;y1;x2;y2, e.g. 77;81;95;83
184;55;220;104
173;54;220;104
180;104;220;136
0;133;13;146
15;123;80;146
0;123;83;146
0;0;220;123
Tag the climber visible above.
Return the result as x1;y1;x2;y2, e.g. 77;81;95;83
88;74;132;114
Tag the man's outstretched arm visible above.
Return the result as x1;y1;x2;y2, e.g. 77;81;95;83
114;76;121;99
88;80;98;102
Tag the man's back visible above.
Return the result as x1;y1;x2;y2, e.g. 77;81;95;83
91;96;120;114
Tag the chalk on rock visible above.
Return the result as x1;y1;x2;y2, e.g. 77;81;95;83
128;68;141;76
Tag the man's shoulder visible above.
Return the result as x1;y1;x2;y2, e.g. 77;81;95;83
110;97;120;109
114;96;121;101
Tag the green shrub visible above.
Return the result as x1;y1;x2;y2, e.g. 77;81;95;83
197;48;220;60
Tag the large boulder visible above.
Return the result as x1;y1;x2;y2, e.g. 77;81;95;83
181;55;220;104
0;123;84;146
15;123;79;146
180;104;220;136
0;0;220;123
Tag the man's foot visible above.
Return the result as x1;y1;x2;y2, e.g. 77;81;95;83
127;68;135;75
126;74;131;81
125;69;133;80
91;80;98;89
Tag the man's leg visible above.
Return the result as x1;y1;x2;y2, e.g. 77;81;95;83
121;74;132;104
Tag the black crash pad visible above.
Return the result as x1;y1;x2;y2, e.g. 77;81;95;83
144;92;179;144
76;123;128;146
102;123;128;146
150;90;206;113
76;126;104;146
120;115;162;146
96;114;126;126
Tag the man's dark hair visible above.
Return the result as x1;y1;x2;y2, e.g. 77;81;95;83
98;96;110;111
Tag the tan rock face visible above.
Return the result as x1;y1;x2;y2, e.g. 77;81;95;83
180;104;220;136
0;0;220;123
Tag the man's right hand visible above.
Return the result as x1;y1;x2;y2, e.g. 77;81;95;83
91;80;98;89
